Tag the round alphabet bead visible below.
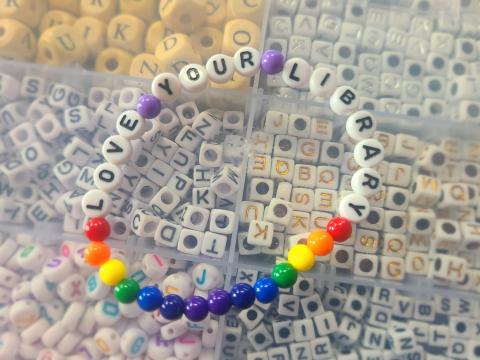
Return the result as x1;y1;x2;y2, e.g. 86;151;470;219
121;327;148;357
351;167;383;197
288;244;315;272
142;254;169;280
191;263;223;291
282;57;312;88
339;193;370;223
233;46;261;77
102;135;132;165
329;85;359;115
84;217;110;242
310;66;336;98
116;110;145;140
174;333;202;360
206;54;235;83
93;163;122;192
353;138;385;168
81;189;112;218
42;257;74;283
179;64;209;93
345;111;377;141
162;272;194;298
94;327;120;355
151;73;182;103
326;217;352;243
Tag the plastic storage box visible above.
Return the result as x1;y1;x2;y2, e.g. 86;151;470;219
1;0;480;359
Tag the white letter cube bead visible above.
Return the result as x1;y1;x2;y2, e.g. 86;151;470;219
247;221;274;247
264;199;293;226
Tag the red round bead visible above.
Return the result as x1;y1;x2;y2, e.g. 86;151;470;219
84;217;110;242
326;216;352;243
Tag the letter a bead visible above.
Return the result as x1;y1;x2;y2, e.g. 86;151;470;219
288;244;315;272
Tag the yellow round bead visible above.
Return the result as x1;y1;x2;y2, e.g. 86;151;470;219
287;244;315;272
99;258;127;286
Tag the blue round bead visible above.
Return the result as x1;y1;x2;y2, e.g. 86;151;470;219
136;286;163;312
230;283;255;309
253;277;278;303
160;294;185;320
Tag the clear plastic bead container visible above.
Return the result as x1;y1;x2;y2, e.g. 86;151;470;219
1;0;480;359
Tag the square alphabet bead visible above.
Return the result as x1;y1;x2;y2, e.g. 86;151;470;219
247;221;273;247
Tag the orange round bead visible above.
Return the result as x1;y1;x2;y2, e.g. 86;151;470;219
307;229;334;256
84;242;110;266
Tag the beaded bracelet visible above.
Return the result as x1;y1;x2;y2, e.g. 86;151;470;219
80;47;384;322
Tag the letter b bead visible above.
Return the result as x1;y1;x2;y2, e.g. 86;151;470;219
330;86;359;115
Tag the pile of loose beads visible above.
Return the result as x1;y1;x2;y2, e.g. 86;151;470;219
265;0;480;122
0;231;226;359
222;276;480;360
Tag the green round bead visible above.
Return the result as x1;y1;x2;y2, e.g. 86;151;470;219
114;278;140;304
271;262;298;288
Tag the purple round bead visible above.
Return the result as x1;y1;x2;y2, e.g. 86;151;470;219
136;94;161;119
261;50;284;75
207;289;232;316
184;296;209;322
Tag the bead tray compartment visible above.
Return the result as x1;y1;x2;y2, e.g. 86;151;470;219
263;0;480;122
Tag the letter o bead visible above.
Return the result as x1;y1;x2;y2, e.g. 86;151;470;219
179;64;209;93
